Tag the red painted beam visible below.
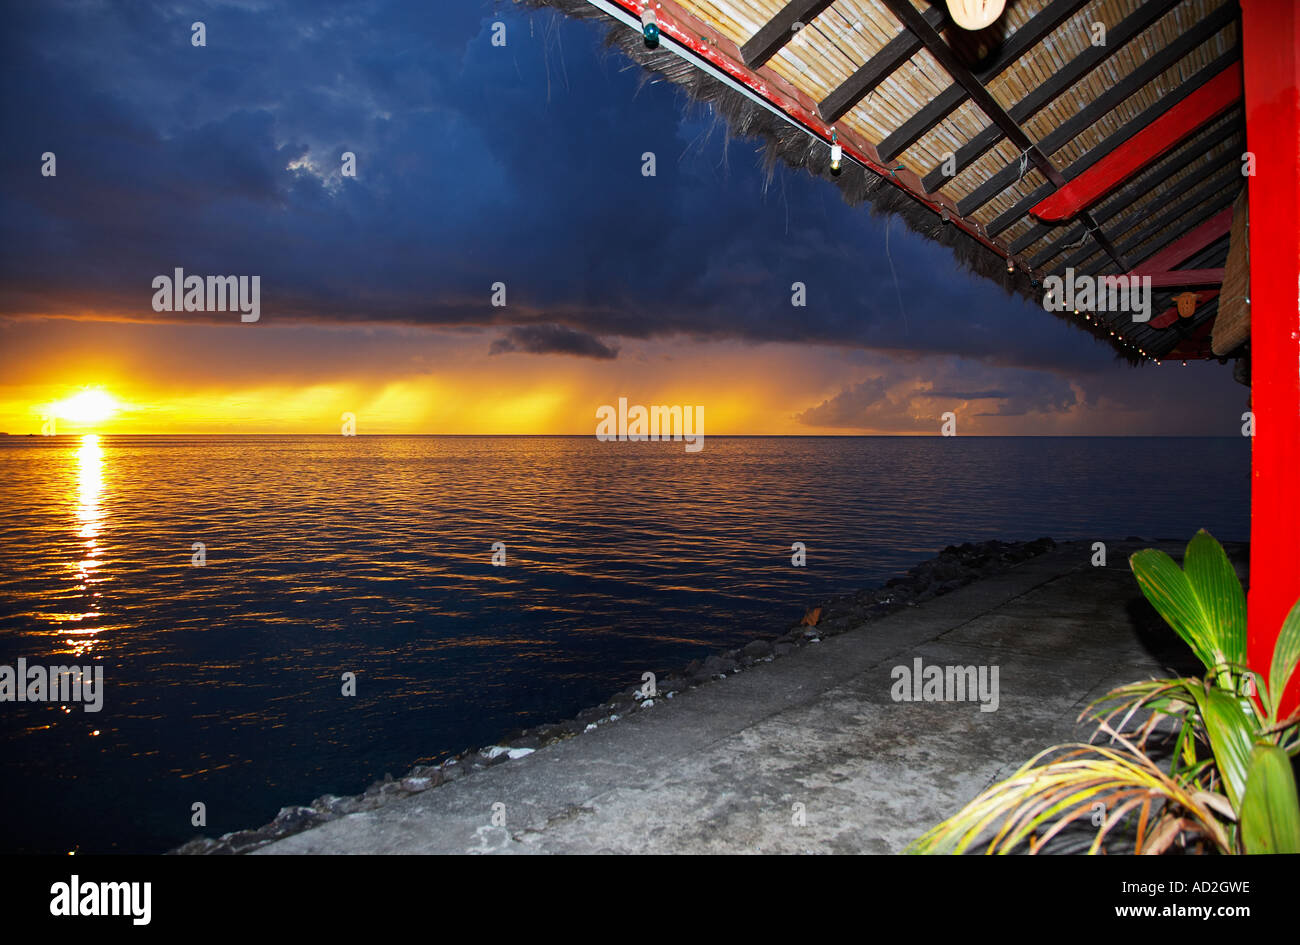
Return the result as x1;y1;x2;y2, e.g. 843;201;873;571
1133;206;1235;274
1163;319;1217;359
1030;63;1243;222
1149;290;1219;328
1134;268;1224;288
1243;0;1300;718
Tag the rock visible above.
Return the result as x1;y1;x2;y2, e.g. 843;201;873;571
272;806;321;834
702;654;736;676
312;794;347;816
742;639;773;659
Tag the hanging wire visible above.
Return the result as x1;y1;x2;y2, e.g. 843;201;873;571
885;216;909;335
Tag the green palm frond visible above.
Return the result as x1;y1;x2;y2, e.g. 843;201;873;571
911;532;1300;856
906;743;1230;855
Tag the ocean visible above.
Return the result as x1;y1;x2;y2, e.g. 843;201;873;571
0;434;1249;853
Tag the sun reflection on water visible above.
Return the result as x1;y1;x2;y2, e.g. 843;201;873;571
67;434;106;655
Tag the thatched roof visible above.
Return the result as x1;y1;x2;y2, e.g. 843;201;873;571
523;0;1246;365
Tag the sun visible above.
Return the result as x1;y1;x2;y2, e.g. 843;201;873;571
51;388;120;424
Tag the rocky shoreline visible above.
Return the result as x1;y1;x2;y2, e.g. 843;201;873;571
172;535;1058;855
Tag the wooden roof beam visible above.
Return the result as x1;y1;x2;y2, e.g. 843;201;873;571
984;50;1241;239
1032;63;1243;221
1083;182;1239;276
877;0;1091;162
818;5;945;124
959;4;1239;218
1130;205;1235;276
1050;154;1241;271
1014;115;1241;258
1137;269;1225;288
876;0;1125;268
740;0;837;69
921;0;1182;193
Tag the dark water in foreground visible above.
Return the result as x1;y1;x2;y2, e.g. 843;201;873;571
0;435;1248;853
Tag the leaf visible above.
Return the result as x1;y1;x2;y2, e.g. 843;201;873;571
1268;597;1300;726
1183;530;1247;666
1130;548;1220;672
1195;687;1258;811
1239;744;1300;854
1142;816;1195;855
1192;790;1237;823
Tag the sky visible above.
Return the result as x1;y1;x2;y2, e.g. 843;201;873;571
0;0;1249;436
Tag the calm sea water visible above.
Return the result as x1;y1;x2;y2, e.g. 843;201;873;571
0;435;1249;853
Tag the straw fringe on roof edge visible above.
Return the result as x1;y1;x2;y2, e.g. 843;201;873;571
521;0;1148;366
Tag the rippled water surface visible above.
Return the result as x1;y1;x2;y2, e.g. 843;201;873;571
0;435;1248;852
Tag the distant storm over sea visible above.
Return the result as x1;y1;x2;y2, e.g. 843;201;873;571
0;435;1248;853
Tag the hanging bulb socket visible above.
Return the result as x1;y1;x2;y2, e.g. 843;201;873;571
829;130;842;176
641;8;660;47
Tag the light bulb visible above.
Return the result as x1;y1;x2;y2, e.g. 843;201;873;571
946;0;1007;31
641;8;659;47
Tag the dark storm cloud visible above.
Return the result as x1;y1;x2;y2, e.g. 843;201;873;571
0;0;1244;423
489;323;618;358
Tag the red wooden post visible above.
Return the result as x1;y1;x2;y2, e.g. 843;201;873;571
1242;0;1300;716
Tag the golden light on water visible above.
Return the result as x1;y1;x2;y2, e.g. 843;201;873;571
67;434;106;656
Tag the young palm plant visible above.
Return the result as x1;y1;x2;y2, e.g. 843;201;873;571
908;530;1300;855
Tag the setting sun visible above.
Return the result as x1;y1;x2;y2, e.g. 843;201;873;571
50;388;120;425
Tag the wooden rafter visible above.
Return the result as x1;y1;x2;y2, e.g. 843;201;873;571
876;0;1091;162
959;4;1240;218
1015;115;1242;259
740;0;836;69
818;5;945;124
876;0;1126;268
921;0;1183;193
985;50;1240;240
1032;63;1243;222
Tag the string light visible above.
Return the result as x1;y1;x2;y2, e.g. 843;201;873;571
830;129;842;175
641;7;659;47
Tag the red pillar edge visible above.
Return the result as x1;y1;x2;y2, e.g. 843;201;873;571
1242;0;1300;716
